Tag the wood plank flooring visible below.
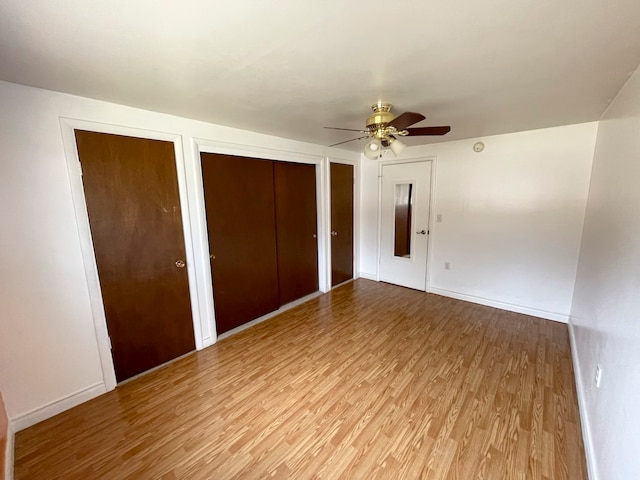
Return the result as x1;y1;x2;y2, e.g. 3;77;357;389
14;279;587;479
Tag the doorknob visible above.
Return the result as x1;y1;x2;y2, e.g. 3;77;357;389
175;260;186;268
331;231;338;236
416;230;427;235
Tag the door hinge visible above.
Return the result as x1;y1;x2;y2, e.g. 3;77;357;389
107;336;112;350
78;161;83;176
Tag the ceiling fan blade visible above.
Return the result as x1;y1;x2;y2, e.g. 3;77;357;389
324;127;369;133
405;126;451;136
388;112;426;130
328;135;370;147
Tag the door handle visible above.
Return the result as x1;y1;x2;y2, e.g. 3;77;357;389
175;260;186;268
416;230;427;235
331;231;338;236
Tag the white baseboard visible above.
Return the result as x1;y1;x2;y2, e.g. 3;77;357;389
357;272;377;281
11;382;106;432
568;322;598;480
428;287;569;323
201;336;215;348
4;422;14;480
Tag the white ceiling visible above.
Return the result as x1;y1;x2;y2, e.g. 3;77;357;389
1;0;640;150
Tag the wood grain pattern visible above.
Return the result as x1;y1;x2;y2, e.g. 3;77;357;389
201;153;280;334
14;280;587;479
274;161;319;305
330;163;354;286
75;130;195;381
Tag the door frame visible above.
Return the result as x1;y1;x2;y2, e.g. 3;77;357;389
192;138;345;338
377;157;437;292
60;118;205;392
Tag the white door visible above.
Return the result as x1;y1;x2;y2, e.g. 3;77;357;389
379;161;432;290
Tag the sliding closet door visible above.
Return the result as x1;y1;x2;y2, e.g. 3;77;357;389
274;162;319;305
75;130;195;382
201;153;280;334
330;162;354;286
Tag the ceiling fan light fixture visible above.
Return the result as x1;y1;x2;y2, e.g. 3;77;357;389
389;138;406;156
324;103;451;151
364;139;382;159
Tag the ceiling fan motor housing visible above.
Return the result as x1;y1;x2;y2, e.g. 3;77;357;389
366;102;395;134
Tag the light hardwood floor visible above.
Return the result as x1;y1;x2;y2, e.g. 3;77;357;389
14;279;587;479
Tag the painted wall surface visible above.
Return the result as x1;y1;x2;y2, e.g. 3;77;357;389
0;80;357;426
570;65;640;479
360;123;598;320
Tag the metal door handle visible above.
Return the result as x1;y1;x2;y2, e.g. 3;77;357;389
416;230;427;235
331;231;338;236
175;260;186;268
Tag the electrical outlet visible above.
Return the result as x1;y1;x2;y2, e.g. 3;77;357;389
595;364;603;388
444;262;450;270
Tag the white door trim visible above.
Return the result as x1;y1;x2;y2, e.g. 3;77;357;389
59;118;206;392
377;157;437;291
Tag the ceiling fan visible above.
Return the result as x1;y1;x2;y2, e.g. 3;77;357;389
325;102;451;159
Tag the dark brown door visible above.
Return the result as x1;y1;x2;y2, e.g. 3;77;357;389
274;162;319;305
330;163;354;286
75;130;195;382
201;153;280;334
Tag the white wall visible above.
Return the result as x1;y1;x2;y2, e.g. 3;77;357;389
360;123;598;321
570;64;640;480
0;80;357;428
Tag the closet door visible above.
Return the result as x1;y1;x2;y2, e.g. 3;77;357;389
330;163;354;286
201;153;280;334
75;130;195;382
274;162;319;305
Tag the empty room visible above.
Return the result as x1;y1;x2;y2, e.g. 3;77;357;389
1;1;639;479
